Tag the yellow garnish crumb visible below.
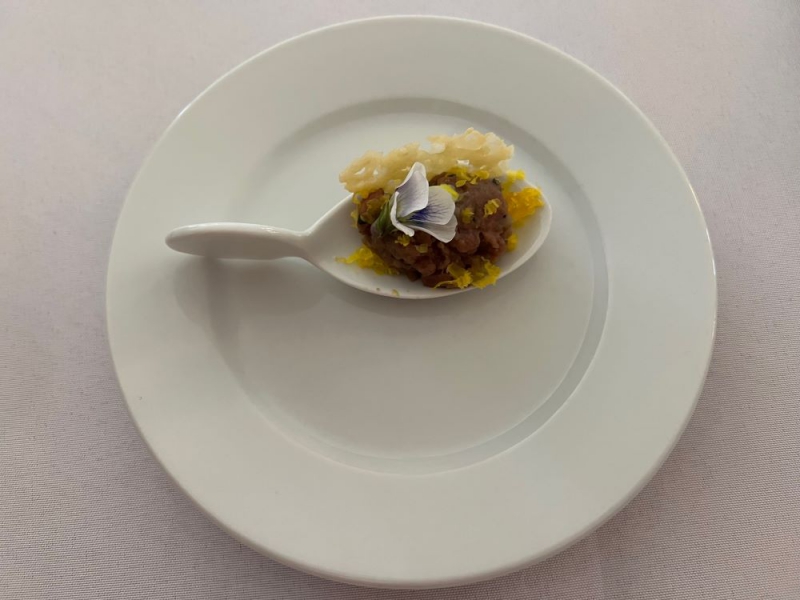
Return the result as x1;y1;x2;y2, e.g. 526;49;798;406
434;258;502;290
502;169;526;193
446;165;492;188
505;186;544;225
416;244;428;254
350;208;359;227
461;207;474;224
439;184;459;199
391;289;400;298
484;199;501;216
395;234;411;247
472;169;490;182
337;245;398;276
435;264;473;289
471;257;502;289
506;232;518;252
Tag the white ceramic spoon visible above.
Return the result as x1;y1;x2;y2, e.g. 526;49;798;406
166;185;551;300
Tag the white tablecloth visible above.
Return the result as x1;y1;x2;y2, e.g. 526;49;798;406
2;1;799;598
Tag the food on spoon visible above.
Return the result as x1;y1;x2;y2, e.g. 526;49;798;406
338;129;543;289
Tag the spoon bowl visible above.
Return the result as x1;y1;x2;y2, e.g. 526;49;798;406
166;183;551;299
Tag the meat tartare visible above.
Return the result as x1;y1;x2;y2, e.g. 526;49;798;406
338;129;543;289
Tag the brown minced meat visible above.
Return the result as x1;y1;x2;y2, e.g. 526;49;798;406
356;174;512;287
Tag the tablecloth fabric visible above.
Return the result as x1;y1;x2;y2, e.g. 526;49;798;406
2;1;799;598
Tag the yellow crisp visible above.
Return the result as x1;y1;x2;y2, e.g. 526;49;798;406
350;208;359;227
484;199;501;216
456;179;467;187
339;129;514;194
505;186;544;226
506;232;518;252
395;234;411;247
416;244;428;254
461;207;474;224
337;245;398;276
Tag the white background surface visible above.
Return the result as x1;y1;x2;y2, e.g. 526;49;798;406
1;1;798;598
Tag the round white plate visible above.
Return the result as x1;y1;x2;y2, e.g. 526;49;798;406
107;17;716;589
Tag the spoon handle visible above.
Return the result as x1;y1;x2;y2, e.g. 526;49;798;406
165;223;308;260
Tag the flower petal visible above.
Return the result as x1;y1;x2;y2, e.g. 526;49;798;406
410;214;458;243
389;192;415;236
395;162;429;218
409;185;456;225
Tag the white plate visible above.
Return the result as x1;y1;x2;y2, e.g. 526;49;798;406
107;17;716;589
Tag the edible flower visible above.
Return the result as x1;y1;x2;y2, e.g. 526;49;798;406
372;162;457;243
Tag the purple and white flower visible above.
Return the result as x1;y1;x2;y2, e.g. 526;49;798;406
387;162;458;243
